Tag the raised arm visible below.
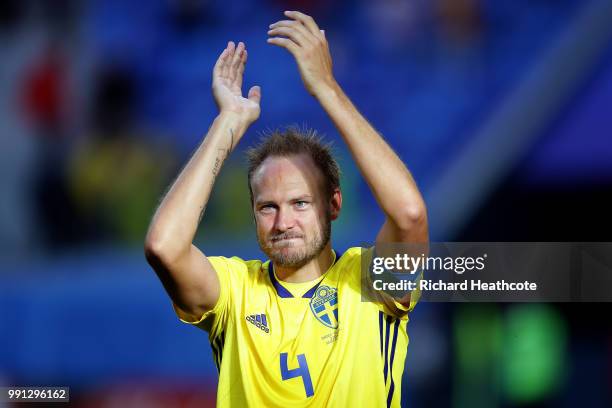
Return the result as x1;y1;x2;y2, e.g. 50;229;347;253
144;41;261;319
267;11;428;244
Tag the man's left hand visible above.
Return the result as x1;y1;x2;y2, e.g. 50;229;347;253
268;11;336;96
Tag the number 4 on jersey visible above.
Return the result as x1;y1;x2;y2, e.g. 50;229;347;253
280;353;314;397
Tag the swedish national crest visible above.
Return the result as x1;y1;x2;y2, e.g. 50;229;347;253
310;285;339;329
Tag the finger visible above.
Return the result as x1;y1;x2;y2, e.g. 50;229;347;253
269;20;313;43
267;37;299;54
284;10;320;36
248;85;261;105
213;47;229;79
222;41;235;79
229;42;245;83
235;49;247;89
267;26;310;47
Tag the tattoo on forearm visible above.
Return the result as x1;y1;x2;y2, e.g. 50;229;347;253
210;128;233;180
199;128;235;222
227;128;234;157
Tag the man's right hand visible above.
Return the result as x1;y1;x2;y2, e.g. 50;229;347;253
213;41;261;134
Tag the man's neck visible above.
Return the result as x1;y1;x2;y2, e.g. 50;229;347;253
274;243;335;283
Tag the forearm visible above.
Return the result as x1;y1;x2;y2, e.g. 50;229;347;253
315;83;426;230
146;113;248;258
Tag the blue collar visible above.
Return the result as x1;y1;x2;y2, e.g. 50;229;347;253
268;250;342;298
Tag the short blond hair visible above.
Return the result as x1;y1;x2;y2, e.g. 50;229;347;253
246;127;340;204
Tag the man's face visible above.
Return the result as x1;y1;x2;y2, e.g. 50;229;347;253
251;154;339;268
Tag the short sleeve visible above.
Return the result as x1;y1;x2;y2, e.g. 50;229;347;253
173;256;247;339
373;283;420;321
357;246;422;320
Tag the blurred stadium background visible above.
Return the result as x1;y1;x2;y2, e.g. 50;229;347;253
1;0;611;406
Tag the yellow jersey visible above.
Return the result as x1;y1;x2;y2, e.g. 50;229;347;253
174;247;418;407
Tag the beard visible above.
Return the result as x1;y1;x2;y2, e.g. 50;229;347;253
257;215;331;268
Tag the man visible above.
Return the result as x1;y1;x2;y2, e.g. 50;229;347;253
145;10;428;407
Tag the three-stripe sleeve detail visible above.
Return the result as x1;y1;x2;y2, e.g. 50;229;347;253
379;311;401;407
210;331;225;372
383;314;391;383
379;311;384;356
386;318;400;408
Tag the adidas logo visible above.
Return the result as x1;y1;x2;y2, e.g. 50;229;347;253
246;313;270;333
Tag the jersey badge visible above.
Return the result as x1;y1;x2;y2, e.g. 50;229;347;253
310;286;339;329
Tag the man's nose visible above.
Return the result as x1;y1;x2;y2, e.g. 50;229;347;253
274;207;295;231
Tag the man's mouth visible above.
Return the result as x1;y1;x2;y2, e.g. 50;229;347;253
271;235;303;244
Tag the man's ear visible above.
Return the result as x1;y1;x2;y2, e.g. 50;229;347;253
329;188;342;221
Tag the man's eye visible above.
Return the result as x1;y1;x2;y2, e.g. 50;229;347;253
295;201;309;209
260;205;275;212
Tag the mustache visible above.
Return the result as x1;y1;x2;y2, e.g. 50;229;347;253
270;233;304;242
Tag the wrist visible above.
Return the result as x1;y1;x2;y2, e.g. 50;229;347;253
216;111;252;136
217;110;251;126
311;79;341;102
209;112;250;151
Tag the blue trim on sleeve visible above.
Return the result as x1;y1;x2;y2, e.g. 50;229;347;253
387;319;400;408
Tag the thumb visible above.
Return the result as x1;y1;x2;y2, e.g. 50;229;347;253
248;85;261;104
